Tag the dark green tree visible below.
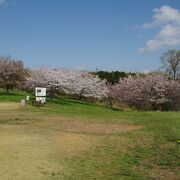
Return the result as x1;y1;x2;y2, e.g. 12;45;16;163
94;71;136;84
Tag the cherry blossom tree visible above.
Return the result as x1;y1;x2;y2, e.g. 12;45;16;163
26;67;108;101
0;55;28;94
67;71;108;100
110;74;180;110
166;80;180;110
26;67;71;100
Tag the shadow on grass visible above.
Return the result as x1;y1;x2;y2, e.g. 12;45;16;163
0;118;30;125
50;98;123;112
51;98;96;107
50;99;74;107
0;92;21;96
110;107;123;111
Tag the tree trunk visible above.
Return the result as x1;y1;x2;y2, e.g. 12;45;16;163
108;98;113;109
79;88;85;100
6;86;9;94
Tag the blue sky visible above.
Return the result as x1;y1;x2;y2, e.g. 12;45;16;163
0;0;180;72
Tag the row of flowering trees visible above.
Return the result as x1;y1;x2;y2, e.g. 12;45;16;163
1;55;180;110
108;75;180;110
26;67;180;110
26;67;108;101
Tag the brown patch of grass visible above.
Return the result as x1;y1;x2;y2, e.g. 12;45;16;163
62;121;141;134
0;102;20;110
52;132;99;156
149;165;180;180
0;128;66;180
160;142;176;149
38;118;142;135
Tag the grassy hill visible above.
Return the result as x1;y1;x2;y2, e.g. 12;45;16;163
0;88;32;102
0;89;179;179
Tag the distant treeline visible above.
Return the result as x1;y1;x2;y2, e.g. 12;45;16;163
94;71;136;84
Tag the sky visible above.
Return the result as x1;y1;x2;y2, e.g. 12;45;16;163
0;0;180;72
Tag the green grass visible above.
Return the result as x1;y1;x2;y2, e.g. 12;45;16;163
0;90;179;179
0;88;32;102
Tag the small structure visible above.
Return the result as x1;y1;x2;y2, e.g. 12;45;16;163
20;99;26;106
26;96;30;101
32;87;46;106
20;96;30;107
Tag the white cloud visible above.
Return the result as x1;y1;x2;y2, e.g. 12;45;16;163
0;0;9;7
139;5;180;52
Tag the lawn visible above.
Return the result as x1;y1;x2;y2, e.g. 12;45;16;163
0;91;179;179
